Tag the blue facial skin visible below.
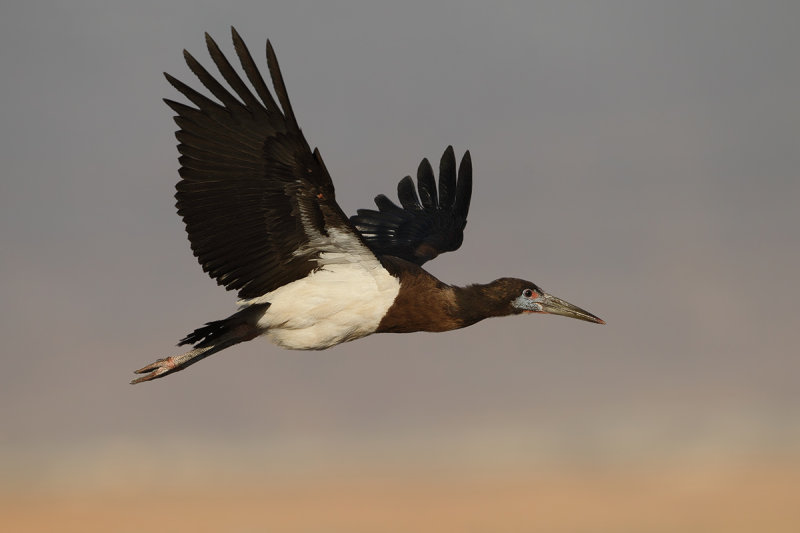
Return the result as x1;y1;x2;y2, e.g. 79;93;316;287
512;288;545;313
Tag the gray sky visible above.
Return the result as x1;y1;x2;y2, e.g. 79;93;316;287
1;0;798;470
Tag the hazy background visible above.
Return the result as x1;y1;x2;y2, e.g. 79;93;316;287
2;0;798;531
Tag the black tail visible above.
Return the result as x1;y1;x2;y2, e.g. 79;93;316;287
178;303;270;348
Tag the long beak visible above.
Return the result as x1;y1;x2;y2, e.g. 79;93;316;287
540;293;605;324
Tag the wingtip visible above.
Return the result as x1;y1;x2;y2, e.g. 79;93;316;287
181;48;197;67
163;71;178;85
460;150;472;170
441;146;456;166
440;147;456;168
204;32;217;49
265;40;281;72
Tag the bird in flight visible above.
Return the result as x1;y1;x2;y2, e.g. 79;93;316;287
132;28;604;384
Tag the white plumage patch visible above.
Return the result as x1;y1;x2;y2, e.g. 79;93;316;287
241;227;400;350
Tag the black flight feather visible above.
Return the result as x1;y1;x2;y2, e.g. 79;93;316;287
350;147;472;265
166;28;367;299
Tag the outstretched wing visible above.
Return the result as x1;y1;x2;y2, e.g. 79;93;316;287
350;146;472;265
167;28;374;299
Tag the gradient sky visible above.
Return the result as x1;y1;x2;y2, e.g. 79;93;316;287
1;0;798;475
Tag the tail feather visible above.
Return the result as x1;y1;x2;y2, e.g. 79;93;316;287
178;302;269;348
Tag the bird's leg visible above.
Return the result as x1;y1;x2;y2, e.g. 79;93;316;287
131;325;259;384
131;345;214;384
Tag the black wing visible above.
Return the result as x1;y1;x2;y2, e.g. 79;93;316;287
351;146;472;265
167;28;375;299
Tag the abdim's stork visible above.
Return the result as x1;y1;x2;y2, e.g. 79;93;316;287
132;28;604;384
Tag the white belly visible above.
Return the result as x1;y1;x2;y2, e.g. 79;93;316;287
242;262;400;350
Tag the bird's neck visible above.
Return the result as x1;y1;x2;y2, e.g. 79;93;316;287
376;279;512;334
451;282;513;328
376;257;512;334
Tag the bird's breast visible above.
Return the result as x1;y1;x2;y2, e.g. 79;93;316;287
244;261;401;350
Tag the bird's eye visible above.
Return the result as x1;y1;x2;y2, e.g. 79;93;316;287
523;289;534;298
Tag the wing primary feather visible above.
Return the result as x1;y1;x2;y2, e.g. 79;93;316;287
416;158;438;210
231;27;281;115
266;40;298;129
205;33;266;115
397;176;421;210
374;194;400;212
164;73;226;115
164;78;257;146
183;49;244;111
454;150;472;218
438;145;456;209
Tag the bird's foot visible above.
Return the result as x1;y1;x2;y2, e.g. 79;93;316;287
131;345;214;384
131;356;182;384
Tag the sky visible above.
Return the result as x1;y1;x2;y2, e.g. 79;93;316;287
1;0;799;498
